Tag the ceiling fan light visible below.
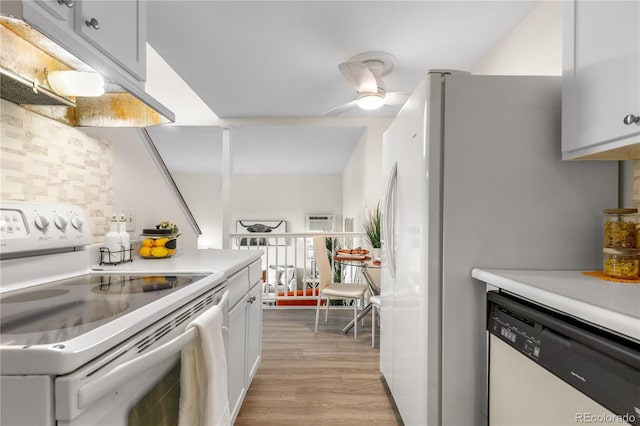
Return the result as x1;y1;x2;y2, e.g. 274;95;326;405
47;70;105;97
357;93;385;110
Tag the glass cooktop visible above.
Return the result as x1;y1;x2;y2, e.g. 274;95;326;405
0;273;207;345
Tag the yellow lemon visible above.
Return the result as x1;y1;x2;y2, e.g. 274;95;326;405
166;248;176;256
142;239;154;248
151;246;169;257
153;237;170;247
139;246;152;257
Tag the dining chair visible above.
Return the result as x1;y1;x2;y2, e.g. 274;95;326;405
313;236;368;338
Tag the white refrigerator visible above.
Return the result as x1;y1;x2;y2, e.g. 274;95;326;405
379;71;619;426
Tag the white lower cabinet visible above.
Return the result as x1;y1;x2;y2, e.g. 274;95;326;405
227;261;262;422
246;282;262;382
227;295;247;420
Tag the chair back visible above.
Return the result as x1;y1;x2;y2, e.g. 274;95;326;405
312;236;333;290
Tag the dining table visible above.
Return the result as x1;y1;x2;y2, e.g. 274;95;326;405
333;254;381;334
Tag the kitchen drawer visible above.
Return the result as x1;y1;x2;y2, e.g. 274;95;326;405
227;268;250;308
248;260;262;289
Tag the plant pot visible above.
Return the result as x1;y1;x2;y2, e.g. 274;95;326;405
371;248;382;261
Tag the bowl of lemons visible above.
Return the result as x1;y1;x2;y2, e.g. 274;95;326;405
138;228;178;259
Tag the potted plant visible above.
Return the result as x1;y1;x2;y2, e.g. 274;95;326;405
363;202;381;258
157;220;180;239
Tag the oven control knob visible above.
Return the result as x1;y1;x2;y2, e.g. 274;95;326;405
70;216;84;230
34;215;50;231
54;215;68;230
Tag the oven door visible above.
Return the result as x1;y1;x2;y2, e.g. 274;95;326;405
56;287;228;426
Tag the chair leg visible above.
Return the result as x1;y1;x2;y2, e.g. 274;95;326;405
314;292;322;333
371;305;376;348
325;297;330;322
353;300;358;339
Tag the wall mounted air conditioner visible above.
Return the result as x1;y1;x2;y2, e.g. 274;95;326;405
305;214;336;262
305;214;336;232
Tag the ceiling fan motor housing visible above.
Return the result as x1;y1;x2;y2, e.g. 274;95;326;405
323;51;408;116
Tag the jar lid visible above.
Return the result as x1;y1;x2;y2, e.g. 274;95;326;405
603;208;638;214
603;247;640;255
141;228;173;236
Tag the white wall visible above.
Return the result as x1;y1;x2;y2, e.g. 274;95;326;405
85;127;200;251
471;1;562;76
342;118;392;237
231;174;343;233
230;173;343;272
170;172;343;249
173;173;222;248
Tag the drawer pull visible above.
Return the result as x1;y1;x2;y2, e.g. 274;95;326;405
57;0;74;7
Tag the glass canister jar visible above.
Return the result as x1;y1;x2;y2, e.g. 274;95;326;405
603;208;638;248
138;229;177;258
603;248;640;279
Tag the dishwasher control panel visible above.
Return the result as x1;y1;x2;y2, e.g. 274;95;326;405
487;298;542;360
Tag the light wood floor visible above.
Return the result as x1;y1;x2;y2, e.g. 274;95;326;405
234;308;403;426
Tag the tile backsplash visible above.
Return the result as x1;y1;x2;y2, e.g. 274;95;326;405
1;99;113;241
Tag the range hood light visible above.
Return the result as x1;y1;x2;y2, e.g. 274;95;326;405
47;70;105;97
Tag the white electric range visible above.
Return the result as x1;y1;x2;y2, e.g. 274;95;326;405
0;201;227;426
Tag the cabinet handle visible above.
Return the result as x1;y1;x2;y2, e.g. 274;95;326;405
623;114;639;125
85;18;100;30
247;296;256;304
57;0;74;7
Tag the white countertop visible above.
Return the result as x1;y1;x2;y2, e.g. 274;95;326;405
472;268;640;342
91;248;263;277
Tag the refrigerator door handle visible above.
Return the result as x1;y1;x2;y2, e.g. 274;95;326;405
383;161;398;279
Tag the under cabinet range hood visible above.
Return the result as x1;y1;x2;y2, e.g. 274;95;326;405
0;7;174;127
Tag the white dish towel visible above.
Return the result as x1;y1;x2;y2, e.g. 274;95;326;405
179;303;231;426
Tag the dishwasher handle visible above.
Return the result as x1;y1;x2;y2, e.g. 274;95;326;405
78;289;229;410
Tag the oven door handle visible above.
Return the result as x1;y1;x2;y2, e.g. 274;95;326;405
77;289;229;410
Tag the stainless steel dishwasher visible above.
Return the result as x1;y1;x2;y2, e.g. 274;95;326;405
487;291;640;426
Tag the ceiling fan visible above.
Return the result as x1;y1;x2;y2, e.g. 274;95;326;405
323;51;410;117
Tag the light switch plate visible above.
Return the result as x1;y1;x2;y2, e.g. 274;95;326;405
122;209;136;232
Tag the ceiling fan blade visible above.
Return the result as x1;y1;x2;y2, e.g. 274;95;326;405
322;99;358;117
384;91;411;105
338;62;378;93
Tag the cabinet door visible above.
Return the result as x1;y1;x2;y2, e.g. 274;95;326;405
227;299;247;420
17;0;74;48
33;0;74;27
562;0;640;159
74;0;146;80
246;282;262;383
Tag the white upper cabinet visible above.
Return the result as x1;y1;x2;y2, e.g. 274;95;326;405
562;0;640;159
74;0;146;81
31;0;73;29
18;0;146;83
